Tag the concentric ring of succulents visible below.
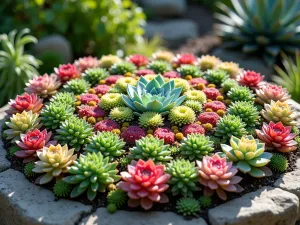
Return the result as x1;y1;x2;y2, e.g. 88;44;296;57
55;116;93;151
168;106;196;126
215;115;247;141
166;159;199;197
227;86;255;102
62;79;91;95
177;65;203;78
115;77;137;93
86;131;126;161
183;100;202;113
256;84;290;105
25;73;61;98
198;55;221;71
205;69;229;85
117;159;170;210
184;90;206;103
237;71;264;89
110;62;136;75
221;136;272;178
221;78;239;93
147;60;171;74
179;134;213;160
122;75;186;116
6;93;43;114
83;68;109;85
138;112;164;128
63;152;120;201
15;129;57;162
55;64;79;82
256;122;297;153
33;144;77;184
176;197;200;216
109;107;134;123
100;93;125;111
128;136;172;163
50;92;75;106
261;100;297;126
197;154;243;200
4;110;41;142
99;54;122;68
75;56;99;72
41;102;75;130
227;101;260;128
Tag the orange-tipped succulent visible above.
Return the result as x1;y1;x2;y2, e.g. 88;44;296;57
256;84;290;105
6;93;43;114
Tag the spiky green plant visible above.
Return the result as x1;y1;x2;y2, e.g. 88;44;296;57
86;132;125;161
183;100;202;113
110;62;136;75
184;90;206;103
227;101;260;128
166;159;199;197
177;65;203;78
138;112;164;128
122;75;186;116
62;79;91;95
206;69;229;85
63;152;120;201
169;106;196;126
176;197;200;216
0;29;40;106
109;107;134;123
53;180;72;198
129;136;172;163
269;153;288;172
50;92;75;106
100;93;125;111
180;134;214;160
107;189;127;208
227;86;255;102
198;196;212;208
215;115;247;142
147;60;171;74
24;162;35;178
221;78;239;92
8;145;20;156
83;68;109;85
273;52;300;102
215;0;300;66
41;102;74;130
55;116;93;151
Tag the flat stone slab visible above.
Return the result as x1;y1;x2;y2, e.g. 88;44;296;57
0;169;92;225
208;186;299;225
80;208;207;225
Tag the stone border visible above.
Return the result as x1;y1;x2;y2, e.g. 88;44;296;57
0;103;300;225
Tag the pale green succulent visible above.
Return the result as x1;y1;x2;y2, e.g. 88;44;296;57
122;75;186;116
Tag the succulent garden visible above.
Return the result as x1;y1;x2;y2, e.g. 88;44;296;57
1;51;300;218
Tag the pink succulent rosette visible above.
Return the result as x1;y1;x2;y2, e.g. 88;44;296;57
174;53;197;66
237;70;264;89
256;121;297;153
127;54;149;67
197;154;243;200
54;64;79;82
6;93;43;114
74;56;99;72
256;84;290;105
117;159;170;210
15;129;57;162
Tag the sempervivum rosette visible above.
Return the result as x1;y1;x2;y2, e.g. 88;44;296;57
74;56;99;72
237;70;264;89
54;64;79;82
117;159;171;210
6;93;43;114
256;84;290;105
197;154;243;200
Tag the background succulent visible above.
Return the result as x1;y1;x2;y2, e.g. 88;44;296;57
206;69;229;85
221;78;239;93
177;65;203;78
110;62;136;75
147;60;171;74
62;79;91;95
83;68;109;85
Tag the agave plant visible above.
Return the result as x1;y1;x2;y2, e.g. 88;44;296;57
273;52;300;102
122;75;186;116
0;29;40;106
215;0;300;65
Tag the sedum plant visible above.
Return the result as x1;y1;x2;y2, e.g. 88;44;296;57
122;75;185;116
176;197;200;216
0;29;40;106
206;69;229;85
227;86;255;102
147;60;171;74
177;65;202;78
221;136;272;178
110;62;136;75
129;136;172;163
138;112;164;128
63;152;120;201
83;68;109;85
50;92;75;106
168;106;196;126
109;106;134;123
215;0;300;66
62;79;91;95
100;93;125;111
86;132;126;161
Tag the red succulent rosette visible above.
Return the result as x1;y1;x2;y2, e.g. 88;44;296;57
203;87;221;100
117;159;170;210
256;121;297;152
154;128;175;144
94;119;119;132
54;64;79;82
105;75;123;85
78;105;106;119
121;126;146;144
74;56;99;72
189;77;208;87
204;101;226;112
163;71;180;79
79;94;100;105
127;54;149;67
198;112;220;126
182;123;205;136
94;85;111;95
15;129;57;162
174;53;197;66
6;93;43;114
237;70;264;89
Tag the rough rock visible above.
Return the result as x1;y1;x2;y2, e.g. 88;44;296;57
33;35;73;63
80;208;207;225
0;112;11;172
0;169;92;225
145;19;198;48
212;47;273;80
208;186;299;225
141;0;187;17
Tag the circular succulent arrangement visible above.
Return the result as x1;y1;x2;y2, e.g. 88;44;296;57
2;52;299;217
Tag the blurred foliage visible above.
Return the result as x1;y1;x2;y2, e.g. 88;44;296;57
273;52;300;103
0;29;40;106
124;36;166;57
0;0;146;57
37;51;64;74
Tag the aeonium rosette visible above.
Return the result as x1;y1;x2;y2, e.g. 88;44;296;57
117;159;171;210
15;129;57;162
6;93;43;114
